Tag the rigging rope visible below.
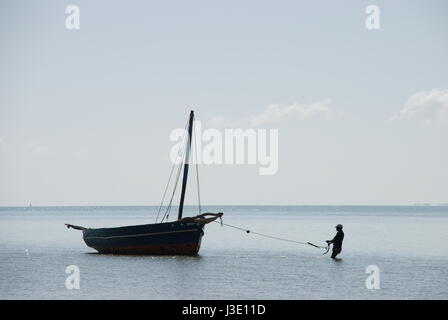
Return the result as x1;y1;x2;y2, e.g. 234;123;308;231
158;117;189;223
161;147;185;222
193;119;202;215
155;152;179;223
213;220;330;253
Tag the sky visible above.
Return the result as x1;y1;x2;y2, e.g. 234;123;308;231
0;0;447;206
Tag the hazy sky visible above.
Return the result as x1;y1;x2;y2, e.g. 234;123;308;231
1;0;447;206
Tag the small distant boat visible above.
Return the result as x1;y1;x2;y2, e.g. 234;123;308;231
66;111;223;255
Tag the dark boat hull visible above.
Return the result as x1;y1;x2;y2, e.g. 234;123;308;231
82;220;205;255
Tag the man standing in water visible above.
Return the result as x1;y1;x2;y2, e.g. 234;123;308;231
327;224;344;259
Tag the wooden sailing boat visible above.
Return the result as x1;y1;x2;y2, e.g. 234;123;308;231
66;111;223;255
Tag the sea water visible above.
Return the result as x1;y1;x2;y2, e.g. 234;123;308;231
0;206;447;299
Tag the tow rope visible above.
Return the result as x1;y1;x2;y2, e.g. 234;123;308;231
306;242;331;255
214;221;331;254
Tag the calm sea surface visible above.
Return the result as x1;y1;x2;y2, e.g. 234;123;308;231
0;205;447;300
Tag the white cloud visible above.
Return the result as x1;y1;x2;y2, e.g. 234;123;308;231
250;99;336;126
208;99;339;128
391;89;448;124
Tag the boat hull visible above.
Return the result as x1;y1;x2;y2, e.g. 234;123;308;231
82;220;205;255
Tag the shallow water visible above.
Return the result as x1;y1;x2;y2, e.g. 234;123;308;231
1;206;447;299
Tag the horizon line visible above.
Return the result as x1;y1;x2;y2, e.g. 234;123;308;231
1;203;448;208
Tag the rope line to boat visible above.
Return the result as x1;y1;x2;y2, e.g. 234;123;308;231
213;220;330;253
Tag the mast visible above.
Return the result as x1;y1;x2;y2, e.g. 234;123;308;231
178;110;194;220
